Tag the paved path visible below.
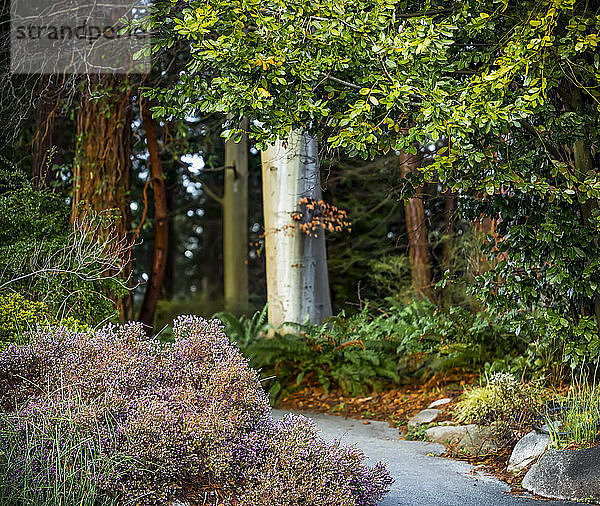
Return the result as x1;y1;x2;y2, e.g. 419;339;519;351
272;410;576;506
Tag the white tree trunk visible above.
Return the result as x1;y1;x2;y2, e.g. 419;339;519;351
261;131;332;327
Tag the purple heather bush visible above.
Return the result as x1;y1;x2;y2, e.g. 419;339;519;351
0;316;392;505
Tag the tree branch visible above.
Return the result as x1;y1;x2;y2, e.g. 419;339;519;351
201;182;224;205
397;8;454;18
327;76;361;90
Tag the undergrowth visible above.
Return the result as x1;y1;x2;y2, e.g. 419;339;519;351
454;372;546;442
544;371;600;449
216;300;537;404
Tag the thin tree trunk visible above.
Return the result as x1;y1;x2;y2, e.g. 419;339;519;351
399;150;432;297
162;163;176;300
138;98;169;333
223;119;249;314
32;74;65;190
72;75;134;321
261;131;332;327
442;192;456;268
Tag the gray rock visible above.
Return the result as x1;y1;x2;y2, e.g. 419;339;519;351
522;446;600;503
428;398;452;409
425;424;477;445
408;409;442;427
507;430;551;473
456;425;502;456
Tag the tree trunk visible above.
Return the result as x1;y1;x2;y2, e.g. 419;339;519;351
261;131;332;327
399;150;432;297
32;74;65;190
138;98;169;333
442;192;456;268
223;119;249;314
72;75;134;321
162;162;177;300
573;139;600;329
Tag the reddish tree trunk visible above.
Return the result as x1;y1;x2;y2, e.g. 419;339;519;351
138;98;169;333
72;75;134;321
399;150;432;297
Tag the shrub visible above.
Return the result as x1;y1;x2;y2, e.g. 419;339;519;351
0;293;55;350
454;372;546;441
236;413;392;506
0;316;391;505
0;293;88;351
0;166;123;325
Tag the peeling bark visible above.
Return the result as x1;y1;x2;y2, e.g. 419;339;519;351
72;75;133;321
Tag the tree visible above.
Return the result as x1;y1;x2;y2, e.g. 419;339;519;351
143;0;600;346
223;118;249;314
398;150;431;296
72;75;134;321
261;131;332;326
138;97;169;332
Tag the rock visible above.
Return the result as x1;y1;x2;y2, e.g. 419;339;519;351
456;425;502;456
425;424;477;445
428;398;452;409
408;409;442;427
522;446;600;503
507;430;551;473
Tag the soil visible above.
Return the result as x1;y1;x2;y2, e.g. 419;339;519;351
278;372;477;433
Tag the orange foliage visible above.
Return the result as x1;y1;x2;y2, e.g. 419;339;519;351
291;197;352;237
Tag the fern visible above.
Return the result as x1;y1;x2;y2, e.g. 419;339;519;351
216;300;534;405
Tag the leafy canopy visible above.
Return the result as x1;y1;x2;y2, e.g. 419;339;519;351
145;0;600;198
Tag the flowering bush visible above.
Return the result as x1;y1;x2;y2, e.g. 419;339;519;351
236;414;392;506
0;316;391;505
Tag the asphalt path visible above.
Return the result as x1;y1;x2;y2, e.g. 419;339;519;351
272;410;577;506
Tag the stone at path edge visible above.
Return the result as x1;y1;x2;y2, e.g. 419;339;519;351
428;398;452;409
407;408;442;427
456;424;502;456
507;430;551;473
522;445;600;503
425;424;478;445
